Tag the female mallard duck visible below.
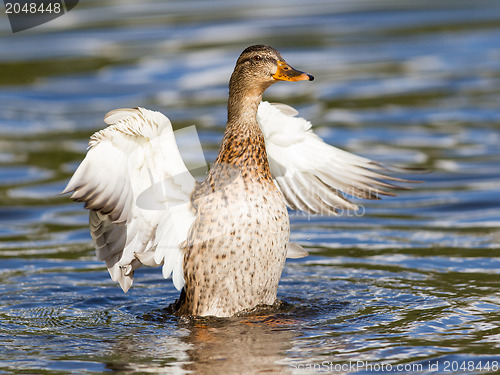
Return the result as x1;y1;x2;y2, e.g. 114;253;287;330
64;45;410;317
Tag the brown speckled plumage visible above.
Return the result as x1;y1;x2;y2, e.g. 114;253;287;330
176;45;309;316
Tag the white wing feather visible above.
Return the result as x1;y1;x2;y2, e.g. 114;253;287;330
63;107;195;292
257;101;409;215
64;102;411;292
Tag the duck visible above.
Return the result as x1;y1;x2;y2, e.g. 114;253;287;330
63;45;411;317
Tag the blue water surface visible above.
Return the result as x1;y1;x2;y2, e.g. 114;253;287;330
1;0;500;374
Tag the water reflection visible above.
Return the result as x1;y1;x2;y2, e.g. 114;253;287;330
107;306;299;374
183;316;296;374
1;0;500;373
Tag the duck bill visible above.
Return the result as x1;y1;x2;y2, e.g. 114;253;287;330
273;61;314;82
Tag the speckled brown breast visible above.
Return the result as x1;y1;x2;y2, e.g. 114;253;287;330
178;126;289;317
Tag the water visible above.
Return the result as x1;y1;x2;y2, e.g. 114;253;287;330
1;0;500;373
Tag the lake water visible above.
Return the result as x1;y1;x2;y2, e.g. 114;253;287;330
1;0;500;374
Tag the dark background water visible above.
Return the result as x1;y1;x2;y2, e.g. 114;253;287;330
1;0;500;374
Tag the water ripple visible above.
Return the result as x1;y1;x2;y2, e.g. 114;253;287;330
1;0;500;373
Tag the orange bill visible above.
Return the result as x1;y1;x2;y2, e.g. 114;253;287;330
272;60;314;82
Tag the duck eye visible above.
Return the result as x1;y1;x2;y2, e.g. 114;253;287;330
253;55;262;61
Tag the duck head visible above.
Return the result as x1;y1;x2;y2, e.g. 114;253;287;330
227;45;313;124
230;45;314;94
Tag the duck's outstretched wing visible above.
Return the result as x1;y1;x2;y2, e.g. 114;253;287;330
62;107;196;292
257;101;413;215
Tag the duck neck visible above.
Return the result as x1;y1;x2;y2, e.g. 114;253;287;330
226;77;265;127
214;75;272;173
